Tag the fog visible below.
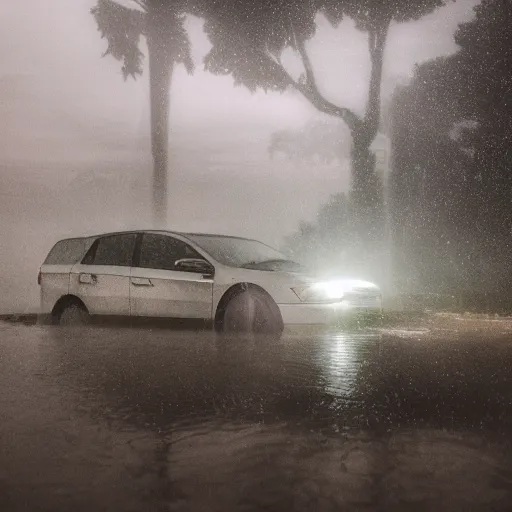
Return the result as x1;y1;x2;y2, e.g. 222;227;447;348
1;0;478;313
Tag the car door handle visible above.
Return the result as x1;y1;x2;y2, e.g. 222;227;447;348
79;273;97;285
131;277;153;287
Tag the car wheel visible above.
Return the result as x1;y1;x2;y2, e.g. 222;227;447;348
222;289;283;335
59;304;89;326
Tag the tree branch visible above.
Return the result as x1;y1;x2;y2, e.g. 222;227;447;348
263;47;359;124
210;17;362;131
288;22;361;132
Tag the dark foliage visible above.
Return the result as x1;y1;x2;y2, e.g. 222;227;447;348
91;0;194;79
390;0;512;293
91;0;146;79
283;0;512;298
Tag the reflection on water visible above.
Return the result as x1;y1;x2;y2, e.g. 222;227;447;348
42;327;386;434
319;332;379;395
38;325;512;435
3;324;512;510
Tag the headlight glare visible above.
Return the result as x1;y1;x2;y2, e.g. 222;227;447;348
291;281;347;303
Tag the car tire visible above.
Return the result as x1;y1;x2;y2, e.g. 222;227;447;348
222;289;283;335
59;303;89;326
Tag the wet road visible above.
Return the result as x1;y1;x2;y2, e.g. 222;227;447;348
1;321;512;511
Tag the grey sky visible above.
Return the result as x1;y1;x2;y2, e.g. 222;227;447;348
2;0;478;150
1;0;479;312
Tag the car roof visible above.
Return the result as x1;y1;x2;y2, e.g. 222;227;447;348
78;230;259;244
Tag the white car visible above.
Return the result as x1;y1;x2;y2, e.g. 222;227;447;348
39;230;382;333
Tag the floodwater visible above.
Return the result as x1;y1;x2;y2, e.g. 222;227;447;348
1;321;512;511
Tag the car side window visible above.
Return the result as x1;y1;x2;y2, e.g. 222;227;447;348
44;238;87;265
138;234;202;271
82;234;137;267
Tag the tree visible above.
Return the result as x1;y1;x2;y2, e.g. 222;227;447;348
91;0;193;227
200;0;447;236
452;0;512;262
390;73;474;293
389;0;512;296
268;118;352;165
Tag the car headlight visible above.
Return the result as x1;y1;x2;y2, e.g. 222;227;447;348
292;281;348;303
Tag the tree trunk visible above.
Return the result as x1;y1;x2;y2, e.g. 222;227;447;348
348;22;389;242
147;15;173;228
350;138;383;241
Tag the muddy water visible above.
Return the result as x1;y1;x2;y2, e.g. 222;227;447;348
1;324;512;511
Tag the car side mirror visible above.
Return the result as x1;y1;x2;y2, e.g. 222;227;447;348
175;258;214;276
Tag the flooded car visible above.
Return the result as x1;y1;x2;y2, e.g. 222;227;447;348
39;230;382;333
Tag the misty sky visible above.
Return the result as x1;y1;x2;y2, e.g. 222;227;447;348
1;0;479;312
2;0;479;157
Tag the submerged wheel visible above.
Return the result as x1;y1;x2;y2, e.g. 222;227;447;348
222;288;283;335
58;303;89;326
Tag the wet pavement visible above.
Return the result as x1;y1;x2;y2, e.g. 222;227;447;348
1;321;512;511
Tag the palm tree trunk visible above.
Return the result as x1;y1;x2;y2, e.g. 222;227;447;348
147;17;173;228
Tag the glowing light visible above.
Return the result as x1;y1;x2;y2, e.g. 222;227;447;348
292;279;379;303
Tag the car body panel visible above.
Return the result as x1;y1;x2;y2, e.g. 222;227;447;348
130;266;214;319
40;264;73;315
209;266;307;312
69;263;131;316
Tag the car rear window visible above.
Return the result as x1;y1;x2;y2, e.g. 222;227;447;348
44;238;88;265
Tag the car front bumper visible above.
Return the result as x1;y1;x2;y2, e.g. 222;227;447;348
278;298;382;326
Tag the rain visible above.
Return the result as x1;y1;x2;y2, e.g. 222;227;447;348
1;0;512;510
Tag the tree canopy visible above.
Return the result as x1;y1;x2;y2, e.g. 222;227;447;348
201;0;449;132
268;118;352;164
389;0;512;294
199;0;449;231
91;0;194;80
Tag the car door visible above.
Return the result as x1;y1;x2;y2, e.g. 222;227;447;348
130;233;214;319
69;233;137;316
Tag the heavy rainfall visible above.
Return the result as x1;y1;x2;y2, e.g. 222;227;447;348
1;0;512;510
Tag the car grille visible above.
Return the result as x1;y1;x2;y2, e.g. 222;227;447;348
344;294;381;307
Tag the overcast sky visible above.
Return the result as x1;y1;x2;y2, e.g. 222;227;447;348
0;0;480;311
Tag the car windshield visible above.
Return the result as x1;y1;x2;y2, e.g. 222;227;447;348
185;235;301;271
